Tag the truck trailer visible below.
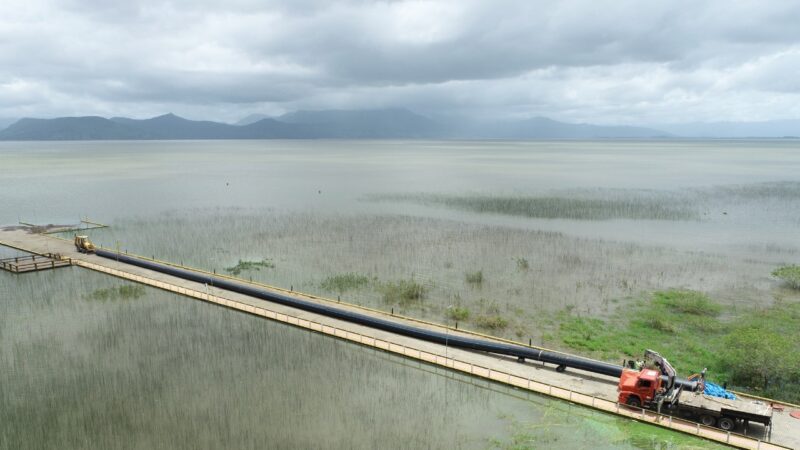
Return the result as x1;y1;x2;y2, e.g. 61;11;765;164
617;352;773;431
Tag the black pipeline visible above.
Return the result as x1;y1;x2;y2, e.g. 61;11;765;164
96;249;698;390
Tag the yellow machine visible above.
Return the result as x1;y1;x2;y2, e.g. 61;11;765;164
74;235;96;254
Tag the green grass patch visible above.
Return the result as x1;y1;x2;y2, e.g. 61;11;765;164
225;259;275;276
559;317;609;351
651;289;721;316
557;290;722;371
640;311;676;333
772;265;800;289
380;280;426;305
446;306;470;321
320;273;371;293
555;290;800;403
87;285;146;302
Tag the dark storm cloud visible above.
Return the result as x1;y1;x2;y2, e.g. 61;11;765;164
2;0;800;123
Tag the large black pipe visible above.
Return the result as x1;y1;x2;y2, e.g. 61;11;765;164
96;249;697;390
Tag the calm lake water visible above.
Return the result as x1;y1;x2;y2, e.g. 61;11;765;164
1;139;798;252
2;139;796;449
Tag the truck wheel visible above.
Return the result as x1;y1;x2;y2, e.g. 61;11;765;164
718;417;735;431
699;415;716;427
626;396;641;408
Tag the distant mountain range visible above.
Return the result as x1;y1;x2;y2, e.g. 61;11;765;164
0;118;17;131
652;120;800;138
0;109;667;140
0;109;797;140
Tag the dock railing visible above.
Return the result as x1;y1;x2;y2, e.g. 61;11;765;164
0;254;71;273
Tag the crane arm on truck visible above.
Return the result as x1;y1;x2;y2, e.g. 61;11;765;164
618;350;773;431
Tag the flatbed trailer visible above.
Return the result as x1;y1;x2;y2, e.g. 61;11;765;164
619;368;773;432
666;391;773;429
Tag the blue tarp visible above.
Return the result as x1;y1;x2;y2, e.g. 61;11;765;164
704;381;736;400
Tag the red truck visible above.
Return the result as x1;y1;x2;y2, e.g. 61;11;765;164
617;350;773;431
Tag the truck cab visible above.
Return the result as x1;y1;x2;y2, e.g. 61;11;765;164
618;366;772;431
618;368;660;407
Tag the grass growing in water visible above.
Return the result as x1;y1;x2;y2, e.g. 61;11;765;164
651;289;722;316
465;270;484;286
87;285;146;301
225;258;275;276
446;306;470;321
474;314;509;330
98;208;794;345
772;265;800;289
320;273;371;293
370;193;697;221
380;280;426;305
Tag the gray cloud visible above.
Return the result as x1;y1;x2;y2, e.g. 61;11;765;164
2;0;800;124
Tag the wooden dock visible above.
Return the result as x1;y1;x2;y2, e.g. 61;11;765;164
0;254;71;273
1;227;797;450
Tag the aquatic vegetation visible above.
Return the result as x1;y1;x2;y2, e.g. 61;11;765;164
772;265;800;289
369;192;698;221
320;273;371;292
640;312;676;334
87;284;146;301
225;258;275;276
651;289;721;316
474;314;509;330
465;270;484;286
71;208;800;360
700;181;800;201
379;279;426;305
446;306;470;321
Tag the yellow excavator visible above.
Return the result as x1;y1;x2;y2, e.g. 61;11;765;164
74;235;96;254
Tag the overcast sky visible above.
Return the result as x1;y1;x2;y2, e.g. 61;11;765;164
2;0;800;124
